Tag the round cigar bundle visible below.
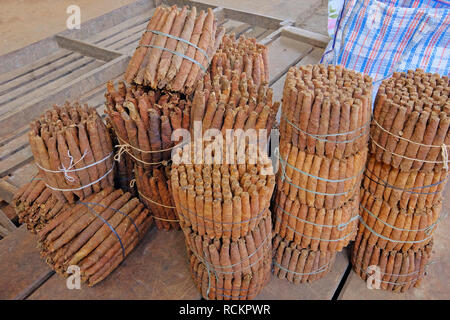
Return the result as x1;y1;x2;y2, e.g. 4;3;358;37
134;164;179;230
29;103;115;204
171;160;275;240
37;187;152;287
272;235;336;284
189;69;279;137
351;232;433;292
184;216;272;300
280;64;372;159
125;5;225;95
105;81;187;169
276;140;367;210
370;69;450;172
363;156;446;210
105;118;136;196
358;188;441;252
13;177;70;234
210;34;269;87
273;188;358;252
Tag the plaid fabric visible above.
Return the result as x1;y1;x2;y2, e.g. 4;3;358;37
322;0;450;86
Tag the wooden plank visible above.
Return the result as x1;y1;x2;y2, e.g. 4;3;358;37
281;26;330;49
0;134;29;162
339;187;450;300
28;228;201;300
0;225;54;300
0;55;130;137
256;251;349;299
55;36;123;62
0;224;10;237
5;162;38;189
271;47;324;103
267;36;313;86
0;208;16;232
0;147;33;178
0;50;73;90
0;179;18;204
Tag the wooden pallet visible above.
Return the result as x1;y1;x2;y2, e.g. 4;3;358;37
4;0;443;301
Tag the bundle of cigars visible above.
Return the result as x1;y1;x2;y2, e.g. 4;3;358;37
186;216;272;300
272;235;336;283
29;103;115;204
273;64;372;283
105;81;184;230
125;5;225;94
171;142;275;299
13;177;69;234
353;69;449;292
352;233;433;292
37;187;152;286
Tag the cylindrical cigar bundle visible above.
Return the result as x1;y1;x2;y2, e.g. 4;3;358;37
105;118;136;196
272;235;336;284
184;216;272;300
276;140;367;210
134;164;179;230
190;69;280;138
351;232;433;292
125;5;225;95
37;187;152;286
13;177;71;234
171;158;275;239
363;156;447;210
210;34;269;86
280;64;372;159
273;188;358;252
359;188;441;252
29;103;115;204
105;81;187;170
370;69;450;172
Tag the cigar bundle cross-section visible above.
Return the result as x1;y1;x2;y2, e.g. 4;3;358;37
125;5;225;95
13;177;71;234
29;103;115;204
171;157;275;240
371;69;449;172
273;64;372;284
280;64;372;159
272;235;336;284
351;232;433;293
37;187;152;287
210;34;269;87
353;69;449;292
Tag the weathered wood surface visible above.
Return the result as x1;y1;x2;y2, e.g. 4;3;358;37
0;225;54;299
28;228;201;300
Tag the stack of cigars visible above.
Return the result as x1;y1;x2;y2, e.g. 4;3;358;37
105;81;185;230
353;69;450;292
171;146;275;300
29;103;115;204
125;5;225;95
273;64;372;283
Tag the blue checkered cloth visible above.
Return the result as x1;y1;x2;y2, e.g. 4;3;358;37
322;0;449;88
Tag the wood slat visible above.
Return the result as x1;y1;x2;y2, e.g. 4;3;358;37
28;228;201;300
0;225;54;300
